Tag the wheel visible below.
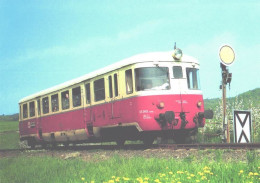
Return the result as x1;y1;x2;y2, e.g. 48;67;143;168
28;140;36;149
143;137;155;146
41;142;47;149
116;139;125;147
173;131;187;144
174;129;198;144
63;142;70;148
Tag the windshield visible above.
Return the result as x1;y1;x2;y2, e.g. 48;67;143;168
186;68;201;90
135;67;170;91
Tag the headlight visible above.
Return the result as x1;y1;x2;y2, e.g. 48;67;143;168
172;48;183;60
197;101;202;108
157;101;165;109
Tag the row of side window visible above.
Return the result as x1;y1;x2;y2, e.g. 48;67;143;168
21;86;82;119
21;72;123;120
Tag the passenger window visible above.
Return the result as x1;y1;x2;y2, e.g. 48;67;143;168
37;99;41;115
23;103;28;119
94;78;105;101
114;74;118;97
51;94;59;112
85;83;91;104
42;97;49;114
173;66;183;78
29;101;35;117
125;69;133;94
61;90;70;110
72;86;81;107
109;76;113;98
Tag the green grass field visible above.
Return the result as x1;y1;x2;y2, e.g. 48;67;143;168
0;121;20;149
0;121;18;132
0;154;259;183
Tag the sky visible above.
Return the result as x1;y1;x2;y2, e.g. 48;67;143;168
0;0;260;115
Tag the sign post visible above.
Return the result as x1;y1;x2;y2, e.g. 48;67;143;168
219;45;235;143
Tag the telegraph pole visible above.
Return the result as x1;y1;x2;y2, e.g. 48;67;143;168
219;45;235;143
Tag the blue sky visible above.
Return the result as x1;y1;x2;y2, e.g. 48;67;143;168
0;0;259;114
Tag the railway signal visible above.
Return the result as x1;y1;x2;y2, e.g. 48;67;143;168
219;45;235;143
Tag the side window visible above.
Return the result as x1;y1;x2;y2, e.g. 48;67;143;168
61;90;70;110
125;69;133;94
23;103;28;119
37;99;41;115
42;97;49;114
85;83;91;104
94;78;105;101
51;94;59;112
173;66;183;78
109;76;113;98
72;86;81;107
29;101;35;117
114;74;118;97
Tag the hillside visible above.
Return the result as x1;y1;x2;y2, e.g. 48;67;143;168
0;113;19;122
204;88;260;110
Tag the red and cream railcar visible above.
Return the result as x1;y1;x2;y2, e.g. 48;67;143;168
19;48;212;147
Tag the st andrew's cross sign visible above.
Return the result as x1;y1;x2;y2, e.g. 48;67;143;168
233;110;252;143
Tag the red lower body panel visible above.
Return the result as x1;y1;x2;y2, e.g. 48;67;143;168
19;94;205;142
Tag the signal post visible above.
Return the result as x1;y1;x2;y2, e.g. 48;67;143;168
219;45;235;143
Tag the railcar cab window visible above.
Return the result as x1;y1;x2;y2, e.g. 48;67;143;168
42;97;49;114
62;91;70;110
51;94;59;112
85;83;91;104
23;103;28;119
94;78;105;101
135;67;170;91
125;69;133;94
186;68;201;90
29;101;35;117
173;66;183;78
72;86;81;107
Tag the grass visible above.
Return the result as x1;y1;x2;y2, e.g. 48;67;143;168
0;154;259;183
0;121;20;149
0;132;20;149
0;121;18;132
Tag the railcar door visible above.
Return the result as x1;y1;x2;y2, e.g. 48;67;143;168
83;82;94;136
36;98;43;140
110;72;121;120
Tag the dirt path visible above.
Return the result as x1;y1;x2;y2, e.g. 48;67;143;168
1;148;259;162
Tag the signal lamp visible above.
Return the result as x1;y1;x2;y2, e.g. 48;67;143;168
219;45;235;66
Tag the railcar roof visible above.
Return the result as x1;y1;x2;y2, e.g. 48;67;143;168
19;51;199;103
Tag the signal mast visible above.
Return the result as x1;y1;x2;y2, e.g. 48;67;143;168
219;45;235;143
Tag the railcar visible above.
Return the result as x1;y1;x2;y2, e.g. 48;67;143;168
19;47;213;148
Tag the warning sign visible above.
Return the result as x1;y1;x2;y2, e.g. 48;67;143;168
233;110;252;143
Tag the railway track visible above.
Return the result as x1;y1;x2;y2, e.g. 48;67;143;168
0;143;260;153
158;143;260;150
